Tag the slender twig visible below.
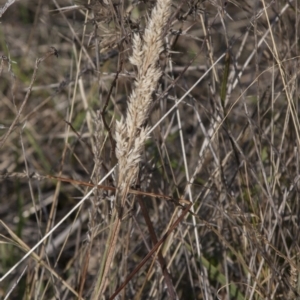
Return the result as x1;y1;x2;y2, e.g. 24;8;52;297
0;48;58;149
109;202;192;300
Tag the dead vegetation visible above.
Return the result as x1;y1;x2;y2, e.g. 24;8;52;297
0;0;300;299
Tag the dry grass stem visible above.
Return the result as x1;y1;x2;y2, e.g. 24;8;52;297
1;0;300;299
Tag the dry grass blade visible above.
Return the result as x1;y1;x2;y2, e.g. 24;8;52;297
0;0;18;18
0;50;58;149
0;221;83;299
136;184;176;298
1;0;300;298
109;202;192;300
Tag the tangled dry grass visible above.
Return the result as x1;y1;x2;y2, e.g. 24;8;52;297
0;0;300;299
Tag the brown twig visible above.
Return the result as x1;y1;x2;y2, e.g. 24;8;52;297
109;202;192;300
136;177;177;299
0;48;58;149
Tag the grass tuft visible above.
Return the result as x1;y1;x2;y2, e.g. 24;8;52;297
1;0;300;299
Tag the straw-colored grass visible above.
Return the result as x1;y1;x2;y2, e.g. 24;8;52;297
0;0;300;299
